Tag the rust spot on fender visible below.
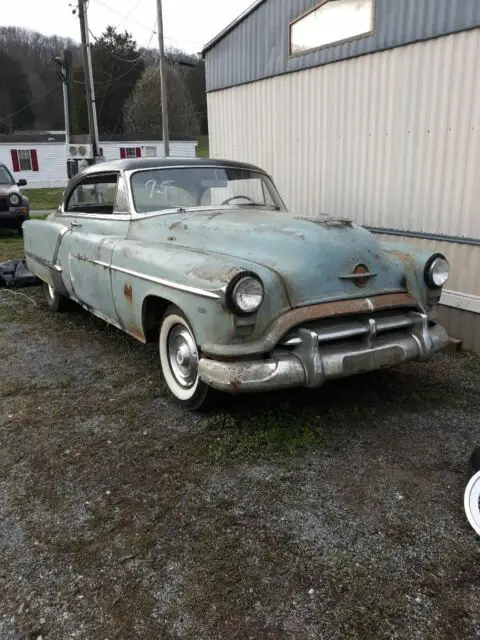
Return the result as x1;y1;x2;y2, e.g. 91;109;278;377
126;324;144;341
124;283;133;303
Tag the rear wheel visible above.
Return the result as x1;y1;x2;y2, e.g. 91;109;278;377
46;283;71;312
159;305;213;411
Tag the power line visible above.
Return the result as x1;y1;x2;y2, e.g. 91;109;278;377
115;0;144;30
92;0;158;35
0;87;58;125
88;26;156;63
91;0;205;47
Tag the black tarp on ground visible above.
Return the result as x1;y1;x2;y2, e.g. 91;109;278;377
0;259;40;287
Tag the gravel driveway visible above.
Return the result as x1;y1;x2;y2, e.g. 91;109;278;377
1;285;479;639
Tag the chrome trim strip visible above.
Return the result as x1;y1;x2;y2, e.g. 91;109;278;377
71;254;221;300
339;272;378;280
367;226;480;247
25;251;62;272
124;166;286;216
53;226;69;263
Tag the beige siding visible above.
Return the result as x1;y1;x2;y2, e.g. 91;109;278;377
437;305;480;352
208;29;480;240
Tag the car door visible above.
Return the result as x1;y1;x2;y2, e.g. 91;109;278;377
56;172;131;323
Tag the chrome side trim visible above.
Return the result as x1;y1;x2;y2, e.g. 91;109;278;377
71;254;222;300
53;226;69;264
367;226;480;247
25;251;62;272
339;271;378;280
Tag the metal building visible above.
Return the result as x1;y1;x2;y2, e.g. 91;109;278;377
203;0;480;350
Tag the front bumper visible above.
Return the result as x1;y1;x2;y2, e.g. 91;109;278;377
198;311;449;393
0;209;29;229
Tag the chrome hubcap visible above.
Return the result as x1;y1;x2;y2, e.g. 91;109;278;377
167;325;198;389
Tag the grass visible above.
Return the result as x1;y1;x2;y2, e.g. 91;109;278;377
0;229;25;261
202;406;326;464
0;216;47;262
196;135;209;158
23;187;63;211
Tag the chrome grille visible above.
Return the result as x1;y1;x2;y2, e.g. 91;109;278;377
281;310;418;347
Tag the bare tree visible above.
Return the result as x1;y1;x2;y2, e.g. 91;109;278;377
123;65;200;138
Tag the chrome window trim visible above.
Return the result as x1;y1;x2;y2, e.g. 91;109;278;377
70;253;222;300
59;170;132;220
124;165;287;216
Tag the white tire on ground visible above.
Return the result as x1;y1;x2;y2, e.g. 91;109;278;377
45;283;71;312
159;305;212;410
464;470;480;537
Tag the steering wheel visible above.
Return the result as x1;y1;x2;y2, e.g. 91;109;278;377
221;195;256;205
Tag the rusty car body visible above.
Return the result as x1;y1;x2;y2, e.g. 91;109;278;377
23;158;450;409
0;163;29;233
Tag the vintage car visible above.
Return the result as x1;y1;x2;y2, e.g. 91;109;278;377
23;158;450;410
0;163;29;234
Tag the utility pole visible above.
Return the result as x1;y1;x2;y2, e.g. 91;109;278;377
78;0;100;159
55;50;72;144
156;0;170;157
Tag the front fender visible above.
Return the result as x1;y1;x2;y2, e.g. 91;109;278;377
380;241;445;309
110;240;291;346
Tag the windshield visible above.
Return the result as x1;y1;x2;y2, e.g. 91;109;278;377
0;165;14;185
130;167;284;214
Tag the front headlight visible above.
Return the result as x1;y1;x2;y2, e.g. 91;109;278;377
9;193;20;206
228;273;264;315
425;255;450;288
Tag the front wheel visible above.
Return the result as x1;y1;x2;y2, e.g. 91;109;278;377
46;283;72;312
159;305;213;411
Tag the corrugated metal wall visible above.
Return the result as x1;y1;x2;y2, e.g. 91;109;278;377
209;30;480;238
209;30;479;228
205;0;480;91
437;305;480;352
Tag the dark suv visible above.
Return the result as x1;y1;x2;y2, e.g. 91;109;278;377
0;163;30;234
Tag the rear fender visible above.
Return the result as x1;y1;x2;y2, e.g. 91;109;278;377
23;219;69;293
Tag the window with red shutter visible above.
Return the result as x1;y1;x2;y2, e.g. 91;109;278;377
135;147;142;158
120;147;126;159
10;150;20;172
30;149;39;172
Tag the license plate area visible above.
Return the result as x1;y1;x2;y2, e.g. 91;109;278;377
343;346;403;376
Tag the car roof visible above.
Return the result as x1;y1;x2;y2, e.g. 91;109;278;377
81;157;268;175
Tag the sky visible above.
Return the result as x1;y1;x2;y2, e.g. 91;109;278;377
1;0;255;53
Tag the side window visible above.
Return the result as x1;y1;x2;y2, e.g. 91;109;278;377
289;0;374;55
65;174;119;215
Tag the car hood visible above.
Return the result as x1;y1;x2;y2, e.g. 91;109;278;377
131;208;409;307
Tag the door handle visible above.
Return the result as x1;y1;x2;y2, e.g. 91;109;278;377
70;221;82;228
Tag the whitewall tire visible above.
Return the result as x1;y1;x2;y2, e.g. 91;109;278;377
159;305;212;410
46;283;71;312
465;469;480;537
